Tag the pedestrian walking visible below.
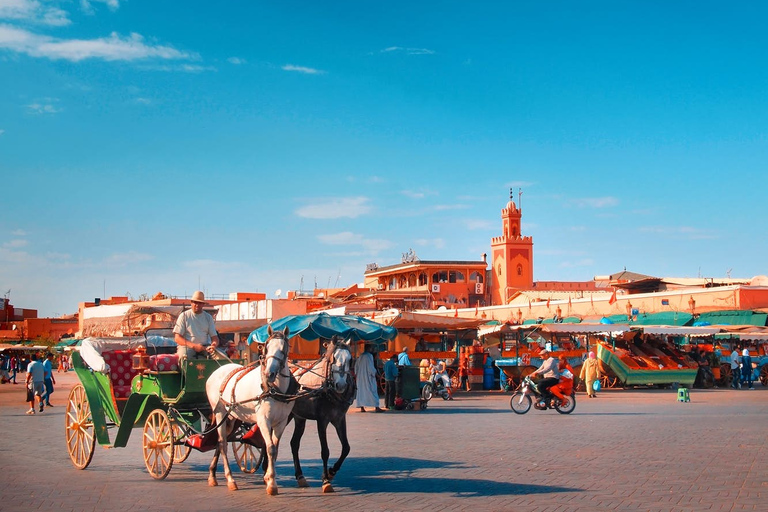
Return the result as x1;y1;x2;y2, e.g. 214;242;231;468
741;348;754;389
383;354;399;409
458;358;469;391
42;353;56;406
397;346;411;366
579;351;601;398
730;346;741;389
355;345;384;413
25;354;46;414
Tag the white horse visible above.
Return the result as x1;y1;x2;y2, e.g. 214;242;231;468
205;326;294;495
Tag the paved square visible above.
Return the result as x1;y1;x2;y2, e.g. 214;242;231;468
0;372;765;511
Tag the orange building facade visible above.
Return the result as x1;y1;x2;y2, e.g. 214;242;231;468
363;253;489;310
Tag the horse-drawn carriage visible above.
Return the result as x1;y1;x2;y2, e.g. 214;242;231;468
65;331;260;480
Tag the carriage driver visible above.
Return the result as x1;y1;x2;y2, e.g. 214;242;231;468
174;290;220;360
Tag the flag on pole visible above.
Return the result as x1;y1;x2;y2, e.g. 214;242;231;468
454;307;459;318
608;289;617;305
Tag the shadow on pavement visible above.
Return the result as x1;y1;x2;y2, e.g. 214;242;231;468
183;456;580;497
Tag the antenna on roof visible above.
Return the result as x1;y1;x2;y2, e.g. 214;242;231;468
726;268;732;278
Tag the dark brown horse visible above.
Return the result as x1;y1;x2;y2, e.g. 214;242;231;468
289;336;355;493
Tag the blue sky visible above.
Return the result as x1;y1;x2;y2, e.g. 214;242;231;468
2;1;767;317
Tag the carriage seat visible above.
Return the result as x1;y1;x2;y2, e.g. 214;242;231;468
102;350;140;399
149;354;180;372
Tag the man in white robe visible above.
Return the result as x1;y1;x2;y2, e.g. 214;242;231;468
355;345;383;412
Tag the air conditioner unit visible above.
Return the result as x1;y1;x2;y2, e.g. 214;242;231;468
475;282;484;294
431;284;440;293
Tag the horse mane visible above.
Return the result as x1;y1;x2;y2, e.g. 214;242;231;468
294;338;348;389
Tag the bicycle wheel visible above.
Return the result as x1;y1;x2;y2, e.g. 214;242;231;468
509;392;532;414
554;393;576;414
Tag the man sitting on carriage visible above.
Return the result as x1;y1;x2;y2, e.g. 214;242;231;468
174;291;220;361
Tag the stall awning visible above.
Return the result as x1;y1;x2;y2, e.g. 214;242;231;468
477;323;532;337
542;323;631;334
638;326;721;337
379;311;487;330
696;310;768;327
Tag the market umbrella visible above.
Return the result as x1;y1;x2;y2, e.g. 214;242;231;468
249;312;398;345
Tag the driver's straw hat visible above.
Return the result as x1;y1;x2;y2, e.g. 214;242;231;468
190;291;207;303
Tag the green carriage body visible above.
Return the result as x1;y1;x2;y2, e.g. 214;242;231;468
70;349;237;448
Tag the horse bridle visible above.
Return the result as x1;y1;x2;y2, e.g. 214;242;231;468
260;332;291;393
324;342;351;388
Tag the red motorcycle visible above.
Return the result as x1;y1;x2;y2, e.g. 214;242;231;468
509;373;576;414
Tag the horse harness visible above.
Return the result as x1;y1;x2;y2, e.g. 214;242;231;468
217;334;298;409
291;342;354;403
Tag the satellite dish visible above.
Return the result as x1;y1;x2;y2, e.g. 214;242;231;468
275;289;282;298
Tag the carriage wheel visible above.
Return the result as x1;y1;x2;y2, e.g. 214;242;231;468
143;409;174;480
65;384;96;470
760;365;768;387
600;373;620;389
233;442;262;474
447;368;459;388
171;421;191;463
718;364;732;387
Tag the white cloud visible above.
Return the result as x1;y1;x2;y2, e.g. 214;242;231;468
413;238;446;249
0;129;5;136
317;231;393;253
0;0;71;26
3;239;27;248
464;219;495;231
11;229;26;236
227;56;245;65
295;197;372;219
558;258;595;268
381;46;435;55
433;204;469;211
134;97;151;105
282;64;324;75
0;25;194;62
103;251;153;266
27;100;61;114
639;226;716;240
401;190;425;199
80;0;119;14
569;196;619;208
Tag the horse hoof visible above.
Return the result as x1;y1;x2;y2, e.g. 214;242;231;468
267;486;279;496
208;478;218;487
322;483;335;493
228;481;239;491
297;477;309;488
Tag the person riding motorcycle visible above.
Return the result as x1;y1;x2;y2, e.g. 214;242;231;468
529;349;559;402
428;358;454;400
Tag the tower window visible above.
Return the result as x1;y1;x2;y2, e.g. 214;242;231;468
517;264;523;276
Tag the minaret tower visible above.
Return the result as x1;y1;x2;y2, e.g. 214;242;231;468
490;188;534;305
